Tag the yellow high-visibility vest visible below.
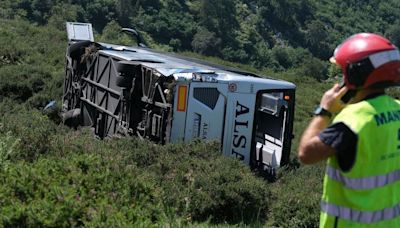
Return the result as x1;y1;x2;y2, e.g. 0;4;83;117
320;95;400;228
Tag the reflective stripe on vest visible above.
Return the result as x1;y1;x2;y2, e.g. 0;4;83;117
321;201;400;223
326;166;400;190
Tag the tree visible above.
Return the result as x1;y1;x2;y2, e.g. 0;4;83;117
48;3;79;29
191;27;221;56
197;0;238;41
304;20;332;59
385;22;400;48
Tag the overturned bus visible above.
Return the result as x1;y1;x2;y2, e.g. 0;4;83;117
62;22;296;171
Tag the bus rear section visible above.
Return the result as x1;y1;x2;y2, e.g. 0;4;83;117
252;89;295;170
221;79;295;171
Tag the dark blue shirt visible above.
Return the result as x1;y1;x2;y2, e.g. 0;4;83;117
318;93;384;172
319;122;357;172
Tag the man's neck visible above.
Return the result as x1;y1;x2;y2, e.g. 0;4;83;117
351;88;385;103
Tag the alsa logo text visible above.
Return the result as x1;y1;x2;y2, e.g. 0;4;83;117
231;101;249;160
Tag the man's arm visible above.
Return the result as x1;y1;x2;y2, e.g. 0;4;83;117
298;116;335;164
298;84;348;164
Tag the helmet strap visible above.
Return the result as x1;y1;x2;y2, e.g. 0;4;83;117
341;89;357;103
346;58;375;87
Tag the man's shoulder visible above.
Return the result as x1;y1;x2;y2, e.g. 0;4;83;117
335;95;400;130
333;101;374;131
339;95;398;115
335;102;367;120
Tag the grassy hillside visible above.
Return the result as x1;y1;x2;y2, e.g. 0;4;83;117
0;18;334;227
4;0;400;226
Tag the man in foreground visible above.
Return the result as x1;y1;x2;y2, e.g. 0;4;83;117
299;33;400;227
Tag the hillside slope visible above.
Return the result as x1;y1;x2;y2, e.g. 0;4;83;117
1;0;398;226
0;18;330;226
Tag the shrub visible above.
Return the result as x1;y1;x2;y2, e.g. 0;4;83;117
0;154;166;227
65;137;273;224
0;108;59;161
0;65;51;102
267;165;324;228
0;132;20;170
298;56;328;81
12;127;273;225
146;140;270;224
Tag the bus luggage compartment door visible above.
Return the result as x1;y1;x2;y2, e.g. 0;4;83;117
183;83;227;142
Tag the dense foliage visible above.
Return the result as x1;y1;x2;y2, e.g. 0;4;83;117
1;0;399;226
3;0;400;80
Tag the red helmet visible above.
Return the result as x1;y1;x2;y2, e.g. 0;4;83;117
330;33;400;89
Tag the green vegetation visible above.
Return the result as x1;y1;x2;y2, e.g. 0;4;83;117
1;0;399;226
3;0;400;80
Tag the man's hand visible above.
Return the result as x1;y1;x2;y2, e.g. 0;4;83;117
320;83;348;114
